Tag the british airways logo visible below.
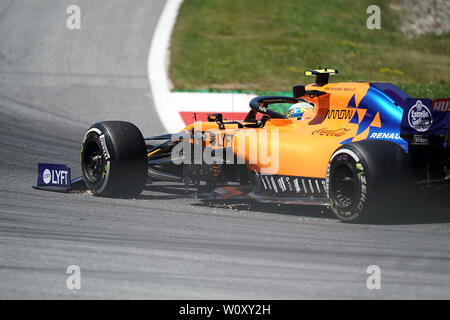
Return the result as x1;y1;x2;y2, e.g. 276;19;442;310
37;164;71;187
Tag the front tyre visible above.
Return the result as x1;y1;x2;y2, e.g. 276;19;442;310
81;121;148;197
327;141;414;222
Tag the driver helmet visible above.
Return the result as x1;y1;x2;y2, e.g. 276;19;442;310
286;101;315;120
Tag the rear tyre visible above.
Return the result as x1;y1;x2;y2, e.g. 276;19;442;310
81;121;148;197
327;140;414;222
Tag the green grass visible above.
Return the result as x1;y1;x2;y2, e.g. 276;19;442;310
170;0;449;98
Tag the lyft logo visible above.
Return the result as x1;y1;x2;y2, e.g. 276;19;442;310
42;169;69;185
37;164;71;187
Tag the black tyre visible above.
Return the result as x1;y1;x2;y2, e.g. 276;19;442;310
81;121;148;197
326;140;414;222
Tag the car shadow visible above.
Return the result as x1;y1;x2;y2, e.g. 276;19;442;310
138;184;450;225
136;184;196;200
192;200;334;220
195;200;450;225
370;208;450;225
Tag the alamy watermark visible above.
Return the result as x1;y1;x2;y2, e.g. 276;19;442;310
66;265;81;290
366;265;381;290
367;5;381;30
170;123;280;174
66;5;81;30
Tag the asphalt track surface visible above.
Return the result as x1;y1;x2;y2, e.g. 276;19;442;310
0;1;449;299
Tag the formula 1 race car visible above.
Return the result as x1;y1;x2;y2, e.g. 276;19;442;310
36;68;450;222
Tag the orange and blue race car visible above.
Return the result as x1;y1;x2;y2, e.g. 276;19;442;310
35;68;450;222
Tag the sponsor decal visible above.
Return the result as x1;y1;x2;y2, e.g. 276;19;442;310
369;132;401;140
325;109;355;120
432;98;450;112
42;169;52;184
413;135;429;145
402;98;449;138
408;100;433;132
326;164;331;199
258;105;268;113
324;87;356;92
312;128;350;137
356;162;367;211
99;134;111;160
37;163;71;187
204;131;235;148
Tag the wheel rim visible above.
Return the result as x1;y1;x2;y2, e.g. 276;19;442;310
331;164;357;208
83;139;104;184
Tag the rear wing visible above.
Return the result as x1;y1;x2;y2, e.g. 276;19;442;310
400;98;450;147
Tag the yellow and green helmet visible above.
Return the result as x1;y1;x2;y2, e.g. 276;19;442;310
286;101;315;119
